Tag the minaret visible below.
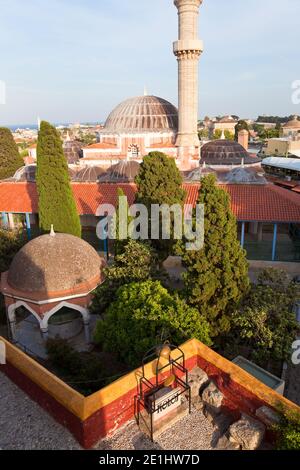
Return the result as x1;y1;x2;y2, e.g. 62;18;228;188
173;0;203;168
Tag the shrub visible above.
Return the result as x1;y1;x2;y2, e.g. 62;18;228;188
94;280;212;368
228;268;300;365
46;337;106;395
275;410;300;450
90;240;164;315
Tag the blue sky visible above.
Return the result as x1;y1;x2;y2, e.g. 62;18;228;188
0;0;299;125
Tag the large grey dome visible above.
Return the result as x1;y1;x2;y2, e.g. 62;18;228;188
103;96;178;133
201;140;261;166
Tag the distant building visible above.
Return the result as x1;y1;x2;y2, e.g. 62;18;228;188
282;115;300;140
81;95;180;168
262;138;300;158
205;116;238;137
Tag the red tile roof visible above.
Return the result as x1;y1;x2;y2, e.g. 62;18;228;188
1;181;300;222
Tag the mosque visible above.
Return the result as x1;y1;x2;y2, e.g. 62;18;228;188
81;0;204;171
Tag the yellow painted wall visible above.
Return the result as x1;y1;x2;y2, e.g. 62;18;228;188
1;336;299;423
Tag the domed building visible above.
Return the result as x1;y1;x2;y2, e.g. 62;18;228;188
201;139;261;167
99;161;140;183
282;115;300;139
81;95;181;168
1;231;105;346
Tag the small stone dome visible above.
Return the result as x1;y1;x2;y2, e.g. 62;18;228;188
224;167;267;184
185;164;216;182
13;165;76;182
8;233;104;294
201;139;261;166
73;166;106;182
99;161;140;182
104;95;178;133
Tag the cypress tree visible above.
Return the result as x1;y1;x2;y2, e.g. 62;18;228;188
181;174;249;337
234;120;249;141
36;121;81;237
135;152;186;259
0;127;24;179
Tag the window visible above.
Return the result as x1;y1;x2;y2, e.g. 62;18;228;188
128;144;139;159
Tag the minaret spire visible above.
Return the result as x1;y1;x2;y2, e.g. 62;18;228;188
173;0;203;169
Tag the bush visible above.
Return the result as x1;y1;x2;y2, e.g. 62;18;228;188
275;410;300;450
94;280;212;368
227;268;300;365
46;337;82;375
90;240;164;315
0;229;26;272
46;337;106;395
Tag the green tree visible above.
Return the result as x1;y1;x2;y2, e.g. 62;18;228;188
180;174;249;336
234;120;249;141
113;187;133;256
199;129;209;140
228;269;300;365
224;130;234;141
0;128;24;180
0;229;26;324
135;151;186;259
94;280;212;367
36;121;81;237
212;129;222;140
90;240;162;315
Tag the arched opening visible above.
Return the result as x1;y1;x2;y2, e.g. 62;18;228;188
47;307;83;340
11;305;41;354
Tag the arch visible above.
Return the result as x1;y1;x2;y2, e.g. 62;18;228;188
40;301;90;330
8;301;42;326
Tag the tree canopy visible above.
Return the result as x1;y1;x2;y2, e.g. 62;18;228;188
90;240;162;315
0;127;24;180
135;152;186;259
180;174;249;336
227;269;300;365
94;280;212;367
234;120;249;141
36;121;81;237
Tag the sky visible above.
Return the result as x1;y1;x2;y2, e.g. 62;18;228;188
0;0;299;125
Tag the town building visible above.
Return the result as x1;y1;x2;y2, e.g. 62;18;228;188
80;0;204;171
262;137;300;158
282;115;300;139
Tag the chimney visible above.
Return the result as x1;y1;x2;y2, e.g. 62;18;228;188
238;129;249;151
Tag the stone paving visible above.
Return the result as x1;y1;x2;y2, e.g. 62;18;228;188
0;372;214;450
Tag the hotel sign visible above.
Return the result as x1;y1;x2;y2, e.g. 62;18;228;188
151;387;181;422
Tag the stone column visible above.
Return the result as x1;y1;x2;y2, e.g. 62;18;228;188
8;213;15;230
7;307;17;342
41;327;49;341
173;0;203;167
